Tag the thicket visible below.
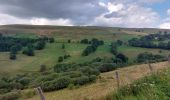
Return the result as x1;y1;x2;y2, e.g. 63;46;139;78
136;52;166;63
0;34;54;60
82;38;104;56
128;33;170;50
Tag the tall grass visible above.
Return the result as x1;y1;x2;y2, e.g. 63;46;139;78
104;69;170;100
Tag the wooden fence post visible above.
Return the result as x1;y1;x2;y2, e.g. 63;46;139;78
115;71;120;89
35;87;46;100
147;61;153;72
167;54;170;64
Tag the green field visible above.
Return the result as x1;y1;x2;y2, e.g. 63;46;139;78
1;25;170;100
0;25;170;74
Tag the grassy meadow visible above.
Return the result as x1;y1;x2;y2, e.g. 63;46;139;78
0;25;170;100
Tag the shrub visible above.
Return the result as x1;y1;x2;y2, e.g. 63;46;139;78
39;65;47;72
41;76;71;91
89;75;97;82
49;38;55;43
10;53;16;60
68;84;75;90
116;53;128;63
58;56;64;62
35;41;46;50
99;63;117;72
20;89;36;99
22;45;35;56
68;40;71;43
73;76;89;85
0;91;20;100
18;77;31;86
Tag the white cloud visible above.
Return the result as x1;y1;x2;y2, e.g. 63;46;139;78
0;13;30;25
0;13;73;26
30;18;73;26
159;22;170;29
167;9;170;16
99;2;124;13
92;2;159;28
138;0;164;3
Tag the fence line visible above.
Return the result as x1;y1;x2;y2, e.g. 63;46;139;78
35;87;46;100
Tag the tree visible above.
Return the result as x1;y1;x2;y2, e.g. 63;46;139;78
62;44;65;49
40;65;47;72
49;38;55;43
58;56;64;62
116;40;123;46
23;44;35;56
80;39;89;44
10;53;16;60
68;40;71;43
116;53;128;63
10;45;18;54
35;41;46;50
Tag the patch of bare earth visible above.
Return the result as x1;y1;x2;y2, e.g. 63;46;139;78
27;61;169;100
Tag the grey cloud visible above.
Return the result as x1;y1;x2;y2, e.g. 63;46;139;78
0;0;107;25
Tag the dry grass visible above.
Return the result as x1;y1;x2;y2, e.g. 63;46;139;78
27;61;169;100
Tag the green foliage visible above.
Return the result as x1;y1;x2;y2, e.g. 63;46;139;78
99;63;117;72
62;44;65;49
0;91;20;100
110;42;118;55
136;52;166;63
35;40;46;50
58;56;64;62
72;76;89;85
39;65;47;72
9;53;17;60
116;53;128;63
106;69;170;100
128;33;170;50
22;44;35;56
68;40;71;43
80;39;89;44
48;37;55;43
41;76;71;91
82;38;104;56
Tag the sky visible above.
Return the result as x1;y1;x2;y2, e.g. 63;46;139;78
0;0;170;28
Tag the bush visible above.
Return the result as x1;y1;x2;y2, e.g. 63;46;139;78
18;77;31;86
73;76;89;85
9;53;16;60
80;67;100;76
49;38;55;43
0;91;20;100
68;84;75;90
35;41;46;50
64;54;71;59
116;53;128;63
41;76;71;91
20;89;36;99
39;65;47;72
58;56;64;62
68;40;71;43
99;63;117;72
89;75;97;82
136;52;165;63
22;44;35;56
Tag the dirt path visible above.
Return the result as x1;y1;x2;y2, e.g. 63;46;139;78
28;61;169;100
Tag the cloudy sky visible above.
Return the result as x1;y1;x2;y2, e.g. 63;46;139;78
0;0;170;28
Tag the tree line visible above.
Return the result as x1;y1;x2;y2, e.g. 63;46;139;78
0;34;55;60
81;38;104;56
128;33;170;50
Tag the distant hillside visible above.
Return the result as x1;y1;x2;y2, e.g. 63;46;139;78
0;24;170;36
